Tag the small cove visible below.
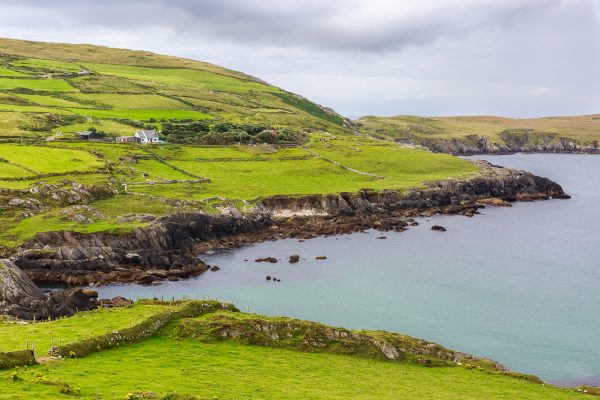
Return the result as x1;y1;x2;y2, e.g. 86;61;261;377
97;154;600;386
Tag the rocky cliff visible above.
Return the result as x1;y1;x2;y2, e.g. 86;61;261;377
0;259;94;319
12;213;272;286
9;161;568;287
415;134;599;155
259;160;567;216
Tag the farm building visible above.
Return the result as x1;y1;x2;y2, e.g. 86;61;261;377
77;131;100;141
116;136;138;143
135;129;160;144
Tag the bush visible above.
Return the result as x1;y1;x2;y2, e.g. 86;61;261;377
0;350;37;370
123;392;158;400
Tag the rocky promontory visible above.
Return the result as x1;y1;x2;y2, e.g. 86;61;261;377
8;161;568;287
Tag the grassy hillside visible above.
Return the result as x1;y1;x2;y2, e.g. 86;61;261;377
358;114;600;149
0;37;346;140
0;38;480;251
0;301;584;399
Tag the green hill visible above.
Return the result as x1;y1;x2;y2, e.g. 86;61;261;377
0;38;478;250
0;37;346;140
358;114;600;153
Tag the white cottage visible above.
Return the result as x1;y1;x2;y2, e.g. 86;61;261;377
135;129;160;144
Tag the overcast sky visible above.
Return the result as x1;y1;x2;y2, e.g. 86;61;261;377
0;0;599;118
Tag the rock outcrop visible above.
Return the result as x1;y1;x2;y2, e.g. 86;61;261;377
13;213;272;286
413;134;599;155
0;259;94;320
175;311;509;372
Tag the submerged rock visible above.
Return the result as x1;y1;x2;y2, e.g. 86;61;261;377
255;257;278;263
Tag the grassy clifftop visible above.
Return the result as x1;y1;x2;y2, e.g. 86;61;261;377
0;300;584;399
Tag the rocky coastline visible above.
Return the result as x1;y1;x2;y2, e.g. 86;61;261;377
411;136;600;155
3;160;569;289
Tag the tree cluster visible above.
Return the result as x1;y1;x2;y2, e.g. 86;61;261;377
161;121;307;145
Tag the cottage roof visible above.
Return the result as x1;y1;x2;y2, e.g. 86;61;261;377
77;131;94;136
136;129;159;140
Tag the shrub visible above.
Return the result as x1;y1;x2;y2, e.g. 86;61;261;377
0;350;37;370
123;392;158;400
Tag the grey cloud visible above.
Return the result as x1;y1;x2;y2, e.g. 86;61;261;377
0;0;580;53
0;0;598;117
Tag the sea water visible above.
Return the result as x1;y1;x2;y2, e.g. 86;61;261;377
97;154;600;385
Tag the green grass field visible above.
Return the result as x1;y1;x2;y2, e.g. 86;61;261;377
10;58;83;73
0;302;582;400
66;107;210;121
11;339;578;400
0;67;28;77
82;63;280;93
0;304;173;353
0;78;75;92
15;94;91;108
51;119;138;136
0;103;74;114
0;144;104;174
0;162;32;179
0;135;477;248
68;93;192;110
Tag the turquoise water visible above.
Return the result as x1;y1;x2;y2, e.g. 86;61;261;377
97;154;600;385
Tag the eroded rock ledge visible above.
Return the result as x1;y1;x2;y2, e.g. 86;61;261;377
10;161;568;286
0;259;94;320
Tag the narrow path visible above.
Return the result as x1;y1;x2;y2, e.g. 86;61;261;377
302;147;385;179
